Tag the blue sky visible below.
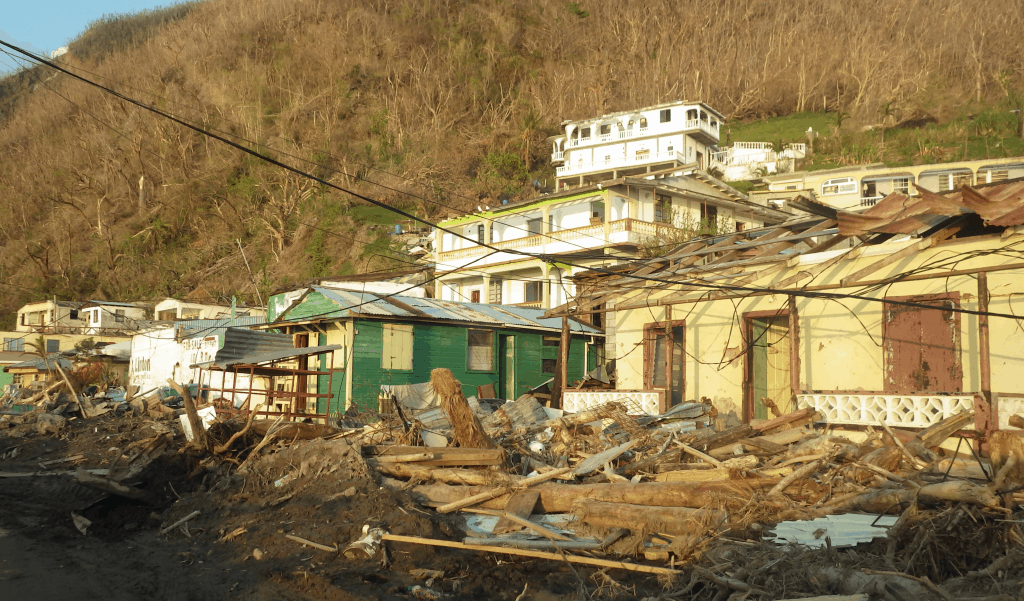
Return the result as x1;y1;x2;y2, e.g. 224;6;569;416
1;1;183;71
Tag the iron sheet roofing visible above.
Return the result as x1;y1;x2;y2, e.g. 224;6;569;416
192;344;342;370
284;286;602;334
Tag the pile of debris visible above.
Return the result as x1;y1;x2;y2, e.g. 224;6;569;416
337;369;1024;599
6;367;1024;599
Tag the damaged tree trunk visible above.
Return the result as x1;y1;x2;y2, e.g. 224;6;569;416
431;368;495;449
572;500;728;535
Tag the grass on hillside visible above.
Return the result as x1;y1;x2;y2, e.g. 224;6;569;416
726;112;833;145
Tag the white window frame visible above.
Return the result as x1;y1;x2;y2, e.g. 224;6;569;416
821;177;857;196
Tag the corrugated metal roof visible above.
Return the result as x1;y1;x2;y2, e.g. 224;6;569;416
193;344;342;370
211;329;295;365
177;316;267;335
2;353;72;372
286;286;602;334
838;179;1024;236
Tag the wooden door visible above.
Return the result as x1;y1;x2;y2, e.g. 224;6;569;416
644;321;685;410
883;296;962;393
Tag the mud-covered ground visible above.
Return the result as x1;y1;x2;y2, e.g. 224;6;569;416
0;413;664;601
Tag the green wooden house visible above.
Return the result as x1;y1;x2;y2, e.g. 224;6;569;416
266;286;603;412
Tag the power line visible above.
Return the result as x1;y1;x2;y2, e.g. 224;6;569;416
5;41;1024;322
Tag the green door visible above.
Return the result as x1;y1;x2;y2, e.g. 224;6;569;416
750;317;792;421
499;335;515;400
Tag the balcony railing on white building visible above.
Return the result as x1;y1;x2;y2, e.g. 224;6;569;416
556;150;687;177
710;143;806;167
437;218;684;263
551;150;564;161
560;120;718;151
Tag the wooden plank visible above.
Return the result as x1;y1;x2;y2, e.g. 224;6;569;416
753;408;819;435
381;534;681;575
492;492;540;535
839;238;935;287
366;446;503;461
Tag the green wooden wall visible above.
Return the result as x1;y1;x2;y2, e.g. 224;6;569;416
347;319;595;411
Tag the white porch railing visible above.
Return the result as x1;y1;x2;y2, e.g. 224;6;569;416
551;151;564;161
860;196;883;207
796;393;976;428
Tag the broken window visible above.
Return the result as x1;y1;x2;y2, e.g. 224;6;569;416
541;358;557;373
467;329;494;371
660;109;671;123
382;324;414;371
527;218;542;236
115;309;126;323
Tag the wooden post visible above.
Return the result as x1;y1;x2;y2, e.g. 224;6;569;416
788;295;800;397
550;316;571;409
978;272;993;432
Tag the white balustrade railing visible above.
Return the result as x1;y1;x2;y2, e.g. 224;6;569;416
551;151;564;161
709;143;807;167
437;219;686;262
796;393;976;428
556;150;687;176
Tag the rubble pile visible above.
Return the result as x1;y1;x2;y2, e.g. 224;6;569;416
4;368;1024;600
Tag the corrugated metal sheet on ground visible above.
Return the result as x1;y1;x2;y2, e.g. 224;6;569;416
768;514;897;548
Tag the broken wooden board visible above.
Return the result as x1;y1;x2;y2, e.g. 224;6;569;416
690;424;754;452
914;410;975;448
74;470;147;500
364;445;504;467
493;491;540;535
572;439;637;476
753;408;821;436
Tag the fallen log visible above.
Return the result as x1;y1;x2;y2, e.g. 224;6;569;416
436;466;572;513
753;408;820;435
167;379;210;451
572;500;727;536
709;427;810;459
365;445;504;466
368;460;520;486
251;420;337;440
413;477;782;514
74;470;147;500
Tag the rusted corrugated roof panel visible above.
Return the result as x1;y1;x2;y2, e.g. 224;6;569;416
839;180;1024;235
837;191;968;236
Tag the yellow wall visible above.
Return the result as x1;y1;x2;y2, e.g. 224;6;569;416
613;232;1024;422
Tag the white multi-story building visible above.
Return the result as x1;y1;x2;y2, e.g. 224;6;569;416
550;101;725;190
